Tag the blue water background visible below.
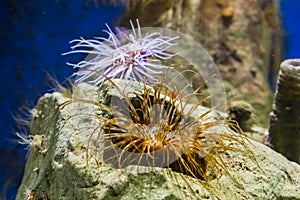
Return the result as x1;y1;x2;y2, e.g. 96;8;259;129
0;1;124;199
0;0;299;199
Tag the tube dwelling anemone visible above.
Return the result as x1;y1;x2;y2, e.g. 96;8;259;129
62;19;178;86
58;76;256;188
94;78;255;182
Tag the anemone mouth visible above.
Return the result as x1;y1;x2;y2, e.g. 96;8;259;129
108;132;169;153
129;96;182;126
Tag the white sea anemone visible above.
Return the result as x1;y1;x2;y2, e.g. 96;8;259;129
63;19;178;86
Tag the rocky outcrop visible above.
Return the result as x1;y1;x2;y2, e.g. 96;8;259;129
16;82;300;200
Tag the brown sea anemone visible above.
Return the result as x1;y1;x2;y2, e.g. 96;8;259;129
59;75;255;186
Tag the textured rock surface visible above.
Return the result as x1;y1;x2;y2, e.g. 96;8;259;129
16;82;300;200
269;59;300;163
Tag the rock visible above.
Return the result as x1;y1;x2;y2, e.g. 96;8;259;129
269;59;300;163
16;81;300;200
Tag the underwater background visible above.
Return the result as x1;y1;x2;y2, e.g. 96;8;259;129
0;0;299;199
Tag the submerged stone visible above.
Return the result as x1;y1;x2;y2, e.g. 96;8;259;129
16;81;300;200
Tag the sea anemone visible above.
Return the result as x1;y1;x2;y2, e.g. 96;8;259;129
16;132;45;151
59;75;254;186
63;19;178;86
95;79;253;181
